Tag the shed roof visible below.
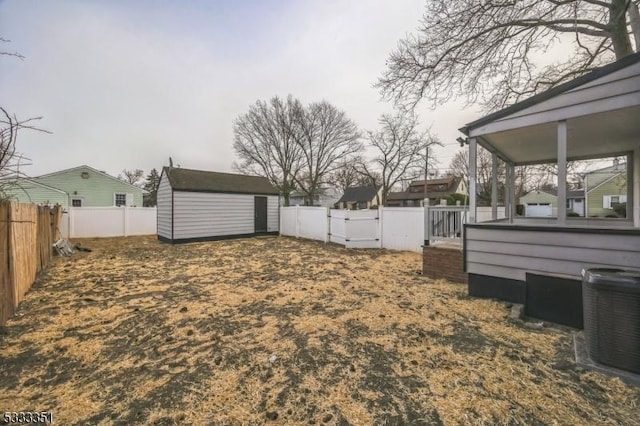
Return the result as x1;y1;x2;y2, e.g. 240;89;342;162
163;167;279;195
338;185;378;203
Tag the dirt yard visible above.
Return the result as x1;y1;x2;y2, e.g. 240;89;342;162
0;235;638;425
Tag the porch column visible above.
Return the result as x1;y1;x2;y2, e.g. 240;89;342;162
627;152;634;222
469;137;477;223
506;163;516;223
634;146;640;227
491;153;498;220
557;121;567;225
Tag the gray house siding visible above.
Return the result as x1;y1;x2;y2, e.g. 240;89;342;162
172;192;279;240
157;173;172;239
466;226;640;282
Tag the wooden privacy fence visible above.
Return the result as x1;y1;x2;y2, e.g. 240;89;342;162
0;201;62;326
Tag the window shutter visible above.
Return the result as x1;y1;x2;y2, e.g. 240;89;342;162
603;195;611;209
126;193;133;206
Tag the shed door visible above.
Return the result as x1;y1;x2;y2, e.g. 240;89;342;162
254;196;268;233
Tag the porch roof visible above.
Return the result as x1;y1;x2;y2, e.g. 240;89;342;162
460;52;640;165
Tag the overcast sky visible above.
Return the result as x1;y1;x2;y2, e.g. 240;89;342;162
1;0;480;179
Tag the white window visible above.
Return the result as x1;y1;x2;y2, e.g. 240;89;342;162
71;198;82;207
603;195;627;209
115;193;127;207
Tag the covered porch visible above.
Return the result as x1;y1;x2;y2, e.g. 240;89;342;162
459;52;640;328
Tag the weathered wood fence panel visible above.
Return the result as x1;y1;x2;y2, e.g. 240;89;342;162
0;201;62;325
0;202;13;326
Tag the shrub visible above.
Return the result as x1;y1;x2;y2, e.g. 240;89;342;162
612;202;626;218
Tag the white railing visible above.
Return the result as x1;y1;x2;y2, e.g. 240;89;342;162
425;206;467;245
59;207;157;238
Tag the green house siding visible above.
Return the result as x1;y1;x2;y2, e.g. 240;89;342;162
1;181;67;206
586;175;626;217
35;166;144;207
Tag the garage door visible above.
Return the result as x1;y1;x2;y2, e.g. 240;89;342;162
525;204;552;217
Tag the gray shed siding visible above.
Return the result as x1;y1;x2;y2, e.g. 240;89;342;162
172;192;279;240
466;226;640;282
157;173;172;239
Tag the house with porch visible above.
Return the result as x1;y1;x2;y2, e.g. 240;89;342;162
452;52;640;328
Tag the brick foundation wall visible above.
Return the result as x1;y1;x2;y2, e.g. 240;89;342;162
423;245;467;283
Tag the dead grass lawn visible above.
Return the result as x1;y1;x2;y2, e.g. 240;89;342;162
0;235;638;425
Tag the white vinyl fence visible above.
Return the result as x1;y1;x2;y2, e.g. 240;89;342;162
59;207;157;238
281;206;506;252
281;206;424;252
330;209;380;249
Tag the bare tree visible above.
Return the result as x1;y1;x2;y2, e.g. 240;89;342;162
378;0;640;111
0;37;24;60
119;169;144;187
327;155;371;192
448;148;589;205
0;108;49;197
449;148;504;206
360;111;441;205
294;101;362;205
0;38;50;197
233;96;304;206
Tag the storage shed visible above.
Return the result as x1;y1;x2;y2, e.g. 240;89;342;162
157;167;279;243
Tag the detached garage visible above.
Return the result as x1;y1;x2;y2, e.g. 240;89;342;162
157;167;279;243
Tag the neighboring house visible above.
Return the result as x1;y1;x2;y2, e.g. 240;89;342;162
288;187;341;207
520;188;585;217
1;179;68;206
460;50;640;330
2;165;144;207
157;167;279;243
336;185;381;209
584;164;627;217
386;177;466;207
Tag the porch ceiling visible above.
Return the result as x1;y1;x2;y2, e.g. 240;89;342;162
478;105;640;165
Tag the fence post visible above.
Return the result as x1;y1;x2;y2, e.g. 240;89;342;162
123;206;129;237
325;207;330;243
69;208;74;239
424;206;431;246
378;206;384;249
295;205;300;238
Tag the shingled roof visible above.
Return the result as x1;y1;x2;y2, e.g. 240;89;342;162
162;167;279;195
338;185;378;203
